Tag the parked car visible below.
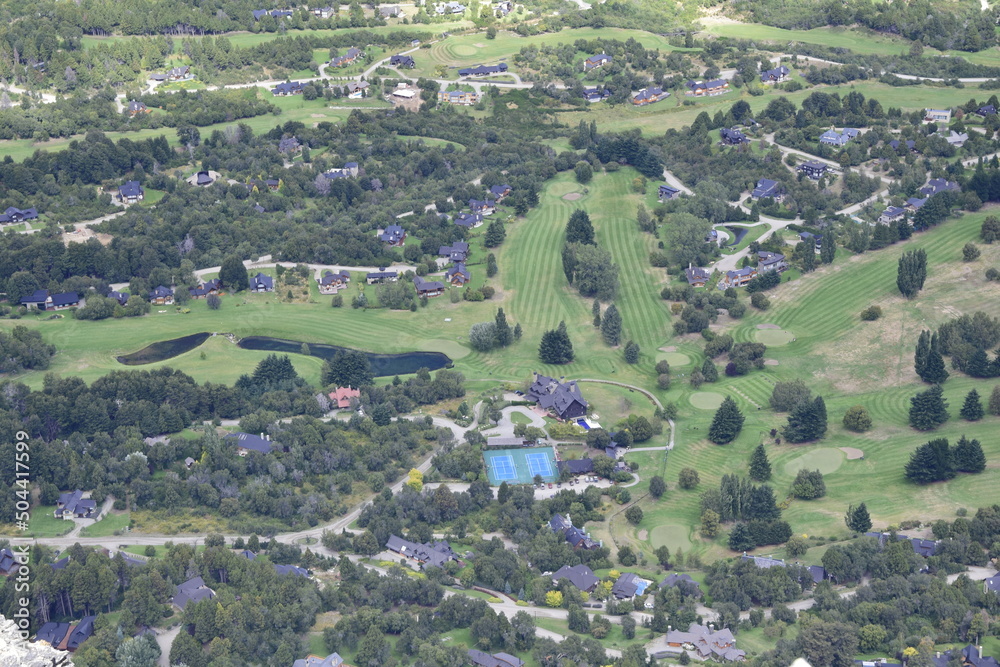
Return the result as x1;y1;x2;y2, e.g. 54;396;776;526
548;483;553;489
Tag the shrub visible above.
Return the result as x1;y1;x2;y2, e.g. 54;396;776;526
860;305;882;321
963;243;982;261
487;596;502;603
678;467;700;489
750;292;770;310
843;405;872;432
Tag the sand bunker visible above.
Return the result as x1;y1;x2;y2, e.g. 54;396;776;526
637;529;648;540
756;323;781;329
839;447;865;460
562;193;583;201
764;359;780;366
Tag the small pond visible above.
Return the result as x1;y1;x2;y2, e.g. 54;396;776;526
116;332;212;365
238;336;452;377
117;334;452;377
723;225;749;247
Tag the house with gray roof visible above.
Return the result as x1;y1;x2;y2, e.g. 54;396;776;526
34;622;72;648
756;251;787;273
148;285;174;305
366;269;398;284
0;548;19;576
0;206;38;224
118;180;144;203
751;178;781;200
718;266;757;290
390;54;415;68
549;513;600;550
439;241;470;263
665;623;745;662
454;212;483;228
468;650;525;667
760;65;790;84
685;265;711;287
379;224;406;246
250;272;274;293
741;553;786;569
819;128;859;147
611;572;647;599
171;576;216;611
55;490;96;520
552;564;599;592
659;185;681;201
293;653;344;667
798;161;828;180
445;263;471;286
985;574;1000;596
226;432;272;456
878;206;906;224
385;535;460;569
631;87;669;106
413;275;445;297
318;270;351;294
527;374;588;421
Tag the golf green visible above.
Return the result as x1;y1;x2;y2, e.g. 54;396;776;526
690;392;725;409
650;524;692;553
451;45;479;56
782;447;845;476
755;329;795;346
662;352;690;366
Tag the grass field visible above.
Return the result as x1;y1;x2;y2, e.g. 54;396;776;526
79;511;131;537
1;506;73;538
618;206;1000;564
703;22;918;58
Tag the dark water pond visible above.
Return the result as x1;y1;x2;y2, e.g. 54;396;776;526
237;336;452;377
117;333;452;377
116;332;212;365
723;225;749;247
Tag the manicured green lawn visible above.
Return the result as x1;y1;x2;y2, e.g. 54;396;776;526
510;411;532;425
3;506;74;538
703;23;917;57
80;511;131;537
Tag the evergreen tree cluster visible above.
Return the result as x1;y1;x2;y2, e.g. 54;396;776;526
700;474;792;551
538;321;574;365
914;330;949;383
896;248;927;298
905;435;986;484
908;385;950;431
708;396;745;444
782;396;828;443
844;502;872;533
936;311;1000;374
790;469;826;499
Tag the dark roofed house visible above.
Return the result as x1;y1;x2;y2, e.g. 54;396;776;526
329;47;363;67
45;292;80;310
445;263;471;286
194;170;215;186
0;206;38;223
631;87;669;106
127;100;149;115
808;565;828;584
469;198;497;215
458;63;508;77
0;547;19;576
659;573;704;598
55;490;96;519
149;285;174;305
583;54;612;71
552;564;599;592
467;650;525;667
318;270;351;294
906;196;927;212
549;513;600;549
820;128;859;147
226;432;272;456
385;535;460;569
379;224;406;246
756;251;787;273
527;374;588;421
35;622;72;648
583;86;612;103
685;265;712;287
272;81;305;96
118;180;144;203
889;139;917;153
439;240;470;262
985;574;1000;596
454;212;484;228
877;205;906;225
253;8;293;20
66;615;95;651
490;184;512;201
171;576;216;611
978;104;997;117
366;269;398;284
719;266;757;289
313;6;336;18
558;458;594;475
390;54;415;68
919;178;960;198
760;65;790;84
963;645;1000;667
108;290;131;306
751;178;781;200
51;556;70;570
686;79;729;96
250;272;274;293
189;278;220;299
379;5;402;17
612;572;645;599
720;127;749;145
345;81;369;98
279;136;302;154
274;563;309;577
238;549;257;561
798;161;828;180
21;289;50;309
167;65;192;81
659;184;681;201
413;275;445;297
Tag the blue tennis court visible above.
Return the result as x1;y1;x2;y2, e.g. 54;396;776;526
490;454;517;481
525;452;554;478
484;446;559;485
